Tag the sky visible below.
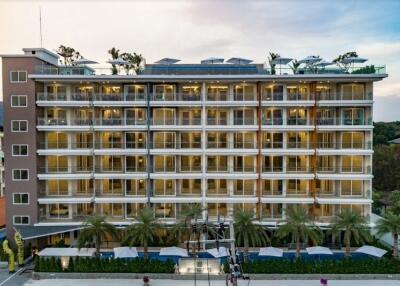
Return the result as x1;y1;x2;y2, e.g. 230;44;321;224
0;0;399;121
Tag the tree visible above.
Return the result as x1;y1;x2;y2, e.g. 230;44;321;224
373;145;400;194
108;47;120;75
77;216;119;256
56;45;82;66
333;51;358;71
275;205;322;259
268;52;280;75
376;212;400;257
234;208;269;263
289;59;301;74
330;209;370;256
121;52;145;75
123;208;161;259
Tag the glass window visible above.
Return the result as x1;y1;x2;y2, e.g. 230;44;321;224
11;120;28;132
11;95;27;107
126;179;146;196
12;144;28;156
10;71;27;83
13;193;29;204
12;169;29;181
262;180;282;196
13;216;29;225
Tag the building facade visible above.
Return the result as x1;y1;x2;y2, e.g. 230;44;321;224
1;48;387;245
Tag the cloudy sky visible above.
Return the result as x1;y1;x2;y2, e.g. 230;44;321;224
0;0;399;121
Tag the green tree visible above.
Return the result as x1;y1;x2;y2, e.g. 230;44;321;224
121;52;145;75
234;208;269;263
268;52;280;75
275;205;322;259
77;216;119;256
123;208;161;259
330;209;370;256
108;47;120;75
56;45;82;66
373;145;400;194
333;51;358;71
376;212;400;257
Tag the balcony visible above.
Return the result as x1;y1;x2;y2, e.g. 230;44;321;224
287;93;313;101
38;166;92;174
233;166;256;173
262;118;283;125
207;165;228;172
207;118;228;125
316;117;372;126
262;93;283;101
234;117;256;125
317;141;372;150
150;93;201;101
287;118;310;125
317;92;373;101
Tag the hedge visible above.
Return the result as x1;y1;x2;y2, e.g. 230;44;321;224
34;256;175;273
225;258;400;274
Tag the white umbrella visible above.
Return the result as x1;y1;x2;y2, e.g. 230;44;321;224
74;58;98;65
271;56;293;65
201;57;224;64
226;57;253;65
258;247;283;257
159;247;189;257
113;247;138;258
340;57;368;64
306;246;333;255
355;245;387;258
298;55;322;65
207;247;229;258
155;58;180;65
107;58;129;65
312;60;333;67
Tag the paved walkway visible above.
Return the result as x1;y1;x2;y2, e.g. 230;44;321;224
23;279;400;286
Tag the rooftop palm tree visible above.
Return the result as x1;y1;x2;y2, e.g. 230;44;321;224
275;205;322;259
234;208;270;263
77;216;119;256
376;212;400;258
123;207;161;259
121;52;145;75
56;45;81;66
330;209;370;257
333;51;358;71
289;59;301;74
108;47;120;75
268;52;280;75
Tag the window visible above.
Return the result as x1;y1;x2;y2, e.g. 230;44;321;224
13;193;29;204
11;120;28;132
10;71;27;83
11;95;27;107
13;216;29;225
12;169;29;181
12;144;28;156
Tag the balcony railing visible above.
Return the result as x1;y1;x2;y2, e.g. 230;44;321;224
207;165;228;172
262;166;283;172
234;117;256;125
262;93;283;101
317;166;372;174
317;117;372;126
262;142;284;149
153;141;201;149
207;93;228;101
38;166;92;174
180;118;202;125
316;92;373;101
233;166;256;172
151;93;201;101
287;118;309;125
287;141;310;148
286;166;311;172
233;94;256;101
37;118;92;126
153;166;176;172
262;118;283;125
207;118;228;125
180;165;202;172
152;117;176;125
287;93;312;101
317;141;372;149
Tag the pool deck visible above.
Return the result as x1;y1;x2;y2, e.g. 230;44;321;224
24;279;400;286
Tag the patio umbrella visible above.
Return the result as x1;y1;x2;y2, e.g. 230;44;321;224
355;245;387;258
74;58;98;65
107;58;129;66
306;246;333;255
159;247;189;257
258;247;283;257
201;57;224;64
298;55;322;65
271;56;293;74
312;60;333;67
113;247;138;258
155;58;181;65
340;57;368;64
207;247;229;258
226;57;253;65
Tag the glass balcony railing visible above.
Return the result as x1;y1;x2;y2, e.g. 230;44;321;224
234;117;256;125
207;118;228;125
317;92;373;101
261;93;283;101
207;165;228;172
317;117;372;126
38;166;92;174
233;166;256;172
287;118;309;125
262;118;283;125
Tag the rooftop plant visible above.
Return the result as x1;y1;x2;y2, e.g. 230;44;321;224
56;45;82;66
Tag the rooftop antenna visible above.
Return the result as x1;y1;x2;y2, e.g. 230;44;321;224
39;7;43;48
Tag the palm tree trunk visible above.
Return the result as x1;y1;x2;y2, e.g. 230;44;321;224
243;237;249;263
96;235;101;257
144;241;148;260
393;232;398;258
295;227;301;259
345;235;351;257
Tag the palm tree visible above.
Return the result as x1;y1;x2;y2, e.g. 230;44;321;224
234;208;269;263
376;212;400;257
77;216;119;256
275;205;322;259
330;209;370;257
268;52;280;75
123;207;161;259
333;51;358;71
108;47;120;75
289;59;301;74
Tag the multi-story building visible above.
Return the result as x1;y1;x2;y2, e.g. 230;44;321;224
0;129;5;227
1;48;387;247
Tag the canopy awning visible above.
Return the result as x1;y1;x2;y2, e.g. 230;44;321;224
306;246;333;255
355;245;387;257
271;57;293;65
201;57;224;64
155;58;180;65
258;247;283;257
113;247;138;258
226;57;253;65
39;247;96;257
159;247;189;257
14;225;83;240
207;247;229;258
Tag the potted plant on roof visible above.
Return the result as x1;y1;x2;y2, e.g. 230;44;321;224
268;52;280;75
